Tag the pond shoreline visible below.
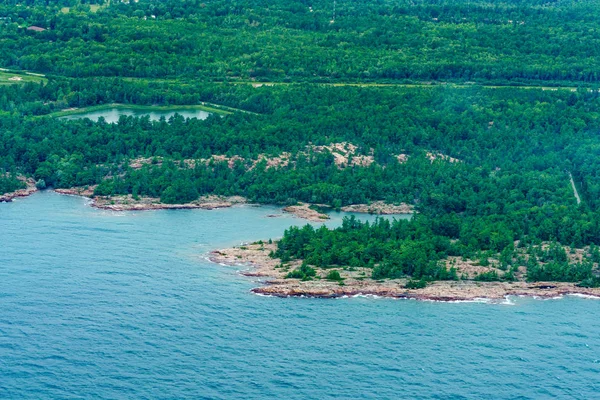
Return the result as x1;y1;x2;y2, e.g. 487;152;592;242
48;102;247;119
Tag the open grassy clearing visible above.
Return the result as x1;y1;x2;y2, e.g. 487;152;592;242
0;70;46;86
120;76;588;92
60;2;107;15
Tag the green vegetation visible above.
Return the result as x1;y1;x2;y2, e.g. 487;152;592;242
0;70;46;86
1;0;600;284
473;271;501;282
325;270;343;282
286;263;317;281
405;279;428;289
3;0;600;86
578;278;600;288
275;216;600;283
0;174;24;194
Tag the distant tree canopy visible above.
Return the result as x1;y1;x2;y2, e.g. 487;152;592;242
2;0;600;84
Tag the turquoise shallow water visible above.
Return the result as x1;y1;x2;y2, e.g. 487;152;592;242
1;192;599;399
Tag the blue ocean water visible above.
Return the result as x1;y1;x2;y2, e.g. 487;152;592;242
1;192;599;399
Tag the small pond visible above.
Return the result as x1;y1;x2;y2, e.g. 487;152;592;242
61;107;211;123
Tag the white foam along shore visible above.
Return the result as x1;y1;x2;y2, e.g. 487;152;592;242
208;242;600;302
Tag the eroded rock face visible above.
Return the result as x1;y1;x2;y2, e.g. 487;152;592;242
54;186;97;197
311;142;375;168
208;242;600;302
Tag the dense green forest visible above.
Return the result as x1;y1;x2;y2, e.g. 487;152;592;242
3;0;600;84
1;0;600;284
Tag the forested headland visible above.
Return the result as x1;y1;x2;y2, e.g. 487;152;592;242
1;0;600;288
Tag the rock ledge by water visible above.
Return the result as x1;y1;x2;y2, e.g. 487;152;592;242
0;178;37;202
209;242;600;302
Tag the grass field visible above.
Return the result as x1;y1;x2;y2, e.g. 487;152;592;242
0;70;46;86
60;3;103;14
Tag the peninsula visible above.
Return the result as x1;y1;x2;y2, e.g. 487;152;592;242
2;0;600;302
209;241;600;302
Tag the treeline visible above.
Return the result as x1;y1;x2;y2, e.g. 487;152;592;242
275;216;458;281
0;78;279;115
2;0;600;84
274;215;600;284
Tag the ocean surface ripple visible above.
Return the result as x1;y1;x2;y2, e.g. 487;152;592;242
1;192;599;399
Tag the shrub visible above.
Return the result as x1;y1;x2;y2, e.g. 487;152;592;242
405;279;427;289
577;277;600;288
35;179;46;189
325;270;343;281
285;263;317;280
474;270;500;282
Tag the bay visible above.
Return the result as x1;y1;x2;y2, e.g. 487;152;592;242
0;192;598;399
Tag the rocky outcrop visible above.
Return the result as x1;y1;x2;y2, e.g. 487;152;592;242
209;242;600;302
55;187;248;211
283;203;330;221
340;201;414;215
252;281;600;301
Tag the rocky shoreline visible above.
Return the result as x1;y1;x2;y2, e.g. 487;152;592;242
54;187;247;211
282;203;330;221
2;186;413;220
5;186;598;302
282;201;414;222
209;242;600;302
0;178;37;202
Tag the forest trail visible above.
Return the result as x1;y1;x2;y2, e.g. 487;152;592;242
120;77;584;91
569;172;582;205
